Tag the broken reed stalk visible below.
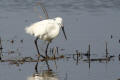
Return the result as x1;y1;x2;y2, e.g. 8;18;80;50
49;48;52;55
72;50;81;65
0;37;2;60
118;54;120;61
52;47;58;70
56;46;59;55
88;44;90;58
76;50;79;65
34;7;43;20
105;41;108;58
88;44;91;69
0;37;2;50
37;2;49;19
53;47;56;58
0;55;64;64
73;51;77;60
83;57;111;62
52;47;54;56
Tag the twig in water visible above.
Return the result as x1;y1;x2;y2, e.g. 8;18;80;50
105;41;109;59
0;37;3;60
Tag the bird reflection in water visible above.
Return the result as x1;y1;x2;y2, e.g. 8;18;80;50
27;58;59;80
29;70;58;80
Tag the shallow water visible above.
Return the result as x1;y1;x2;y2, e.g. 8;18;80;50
0;0;120;80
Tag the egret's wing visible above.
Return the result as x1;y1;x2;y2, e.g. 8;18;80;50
25;21;47;37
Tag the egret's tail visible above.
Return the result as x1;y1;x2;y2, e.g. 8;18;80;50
25;26;33;35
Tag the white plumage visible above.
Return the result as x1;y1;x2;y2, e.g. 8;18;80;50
27;76;58;80
25;17;65;42
27;70;58;80
27;73;59;80
25;17;67;57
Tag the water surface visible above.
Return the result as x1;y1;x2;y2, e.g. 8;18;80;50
0;0;120;80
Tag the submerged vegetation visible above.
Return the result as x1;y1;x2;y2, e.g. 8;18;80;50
0;37;118;66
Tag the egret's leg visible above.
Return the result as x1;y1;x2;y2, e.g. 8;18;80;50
34;37;45;58
35;55;40;73
45;59;51;70
45;42;50;57
34;37;40;55
35;62;38;73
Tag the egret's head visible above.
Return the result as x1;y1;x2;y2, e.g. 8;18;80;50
54;17;67;40
54;17;63;27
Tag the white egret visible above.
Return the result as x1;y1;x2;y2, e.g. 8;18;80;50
25;17;67;58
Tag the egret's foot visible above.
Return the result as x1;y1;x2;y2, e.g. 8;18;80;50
37;53;45;59
45;55;49;60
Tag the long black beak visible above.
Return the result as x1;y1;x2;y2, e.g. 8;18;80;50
62;26;67;40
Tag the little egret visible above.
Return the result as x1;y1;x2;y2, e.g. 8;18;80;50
25;17;67;58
